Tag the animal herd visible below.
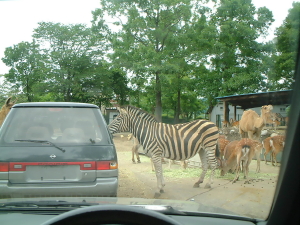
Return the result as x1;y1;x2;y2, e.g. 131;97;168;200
218;105;286;183
0;97;286;198
111;105;286;197
124;130;285;185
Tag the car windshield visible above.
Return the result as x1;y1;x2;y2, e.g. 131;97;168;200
0;0;299;222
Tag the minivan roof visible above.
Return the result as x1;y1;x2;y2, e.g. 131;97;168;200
12;102;99;108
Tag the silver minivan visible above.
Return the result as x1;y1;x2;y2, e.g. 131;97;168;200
0;102;118;198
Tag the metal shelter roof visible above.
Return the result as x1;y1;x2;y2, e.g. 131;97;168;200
216;90;292;109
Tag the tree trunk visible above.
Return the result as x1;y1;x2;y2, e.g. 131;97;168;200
154;71;162;122
174;89;181;123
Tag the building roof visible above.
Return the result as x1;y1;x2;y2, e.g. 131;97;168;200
216;90;292;109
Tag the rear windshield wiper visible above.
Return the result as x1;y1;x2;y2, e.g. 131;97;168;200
15;139;66;153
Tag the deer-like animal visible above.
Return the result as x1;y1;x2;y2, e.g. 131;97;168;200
220;139;262;175
231;120;239;129
218;135;230;160
222;120;230;128
232;138;263;183
220;140;239;176
265;113;281;130
263;135;285;166
0;97;16;127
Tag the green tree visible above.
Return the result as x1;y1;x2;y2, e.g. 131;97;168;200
33;22;111;102
92;0;196;121
271;2;300;89
199;0;274;107
128;73;149;108
1;41;47;101
111;69;130;106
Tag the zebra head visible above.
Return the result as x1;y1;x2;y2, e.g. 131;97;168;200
108;106;156;134
108;108;129;134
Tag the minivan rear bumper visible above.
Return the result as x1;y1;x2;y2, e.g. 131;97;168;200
0;177;118;198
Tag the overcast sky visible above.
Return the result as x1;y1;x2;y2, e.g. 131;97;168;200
0;0;298;75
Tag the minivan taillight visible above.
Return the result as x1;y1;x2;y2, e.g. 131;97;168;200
96;161;118;170
4;161;117;171
0;162;9;172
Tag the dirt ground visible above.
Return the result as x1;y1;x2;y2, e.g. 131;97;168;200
114;132;281;219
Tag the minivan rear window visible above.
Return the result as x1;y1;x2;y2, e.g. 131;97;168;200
1;107;107;145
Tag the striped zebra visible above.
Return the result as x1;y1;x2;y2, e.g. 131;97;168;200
109;106;219;198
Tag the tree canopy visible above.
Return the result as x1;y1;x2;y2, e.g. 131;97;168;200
1;0;298;122
271;2;300;89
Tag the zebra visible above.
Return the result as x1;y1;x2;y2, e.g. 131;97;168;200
109;105;219;198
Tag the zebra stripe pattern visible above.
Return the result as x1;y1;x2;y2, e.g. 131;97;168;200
109;106;219;197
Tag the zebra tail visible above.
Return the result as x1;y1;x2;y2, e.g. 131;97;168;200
215;141;220;158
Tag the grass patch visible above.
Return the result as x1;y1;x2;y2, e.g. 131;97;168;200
162;168;201;178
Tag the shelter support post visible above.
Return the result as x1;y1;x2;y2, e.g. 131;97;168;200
223;101;229;123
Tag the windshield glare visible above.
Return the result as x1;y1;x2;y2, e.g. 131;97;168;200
0;0;299;221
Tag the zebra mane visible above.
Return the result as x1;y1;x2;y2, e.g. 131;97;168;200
122;105;157;122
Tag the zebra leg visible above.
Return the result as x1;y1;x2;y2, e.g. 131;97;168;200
150;158;155;171
205;146;218;189
152;155;165;198
193;150;208;188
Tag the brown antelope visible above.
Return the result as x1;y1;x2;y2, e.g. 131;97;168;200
266;112;283;130
0;97;16;127
263;135;285;166
222;120;230;128
220;140;239;176
232;138;263;183
220;139;262;175
263;137;272;164
218;135;230;160
231;120;239;129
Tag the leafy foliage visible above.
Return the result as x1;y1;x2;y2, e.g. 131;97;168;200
0;0;297;121
270;2;300;89
2;41;47;101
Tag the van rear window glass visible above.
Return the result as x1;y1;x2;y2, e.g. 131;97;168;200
1;107;106;145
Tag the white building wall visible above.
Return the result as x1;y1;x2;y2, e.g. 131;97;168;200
210;102;288;128
109;112;119;124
